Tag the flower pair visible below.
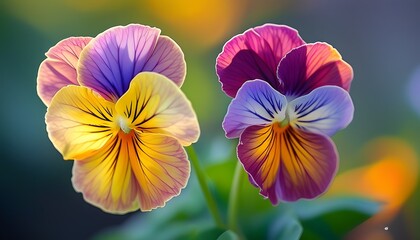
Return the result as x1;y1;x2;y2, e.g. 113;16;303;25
38;23;354;214
216;24;354;204
37;24;200;213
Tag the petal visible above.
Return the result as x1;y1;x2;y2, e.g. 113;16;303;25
46;85;116;160
130;132;190;211
223;80;287;138
115;72;200;146
216;24;305;97
78;24;161;101
72;131;190;213
277;42;353;97
238;124;338;204
78;24;186;101
287;86;354;136
72;133;139;214
37;37;92;106
142;36;186;87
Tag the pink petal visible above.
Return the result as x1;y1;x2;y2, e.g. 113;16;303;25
37;37;92;106
216;24;305;98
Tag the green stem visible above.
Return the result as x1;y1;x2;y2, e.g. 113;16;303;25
227;161;244;234
186;146;224;228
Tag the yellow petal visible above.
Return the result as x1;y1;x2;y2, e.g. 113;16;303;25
46;85;117;159
115;72;200;146
72;132;139;214
130;132;190;211
72;131;190;213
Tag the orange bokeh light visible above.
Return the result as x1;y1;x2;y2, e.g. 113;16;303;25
326;137;418;239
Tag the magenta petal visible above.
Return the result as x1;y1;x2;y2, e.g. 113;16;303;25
222;80;287;138
277;42;353;98
78;24;161;101
216;24;305;98
238;125;338;204
37;37;92;106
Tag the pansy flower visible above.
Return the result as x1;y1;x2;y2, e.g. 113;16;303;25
216;24;354;204
37;24;200;213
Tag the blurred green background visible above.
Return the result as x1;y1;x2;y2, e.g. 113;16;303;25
1;0;419;239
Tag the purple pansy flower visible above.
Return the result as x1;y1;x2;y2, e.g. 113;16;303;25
216;24;354;204
37;24;200;213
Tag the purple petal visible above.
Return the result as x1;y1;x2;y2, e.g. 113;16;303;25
78;24;185;101
223;80;287;138
277;42;353;98
216;24;305;98
238;124;338;204
37;37;92;106
142;36;186;87
287;86;354;136
78;24;160;100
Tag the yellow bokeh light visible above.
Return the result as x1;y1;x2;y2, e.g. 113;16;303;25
143;0;247;49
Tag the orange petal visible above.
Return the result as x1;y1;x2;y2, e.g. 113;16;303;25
238;124;338;204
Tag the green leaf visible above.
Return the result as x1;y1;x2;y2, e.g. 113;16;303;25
291;197;381;239
217;230;240;240
205;159;236;204
205;159;273;216
291;197;381;220
270;215;302;240
193;227;227;240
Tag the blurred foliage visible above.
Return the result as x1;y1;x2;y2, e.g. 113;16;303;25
218;230;240;240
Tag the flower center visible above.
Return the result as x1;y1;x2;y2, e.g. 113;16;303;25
274;107;290;128
116;115;131;134
279;117;289;127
